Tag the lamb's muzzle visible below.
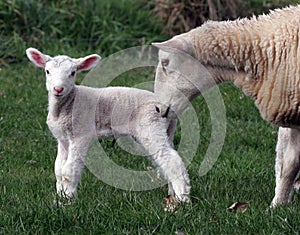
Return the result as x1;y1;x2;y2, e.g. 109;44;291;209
54;87;64;95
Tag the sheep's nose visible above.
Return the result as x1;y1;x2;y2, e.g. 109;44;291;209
54;87;64;94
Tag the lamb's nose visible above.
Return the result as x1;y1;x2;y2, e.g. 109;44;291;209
54;87;64;94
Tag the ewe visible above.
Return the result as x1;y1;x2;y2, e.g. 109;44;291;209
26;48;190;203
152;5;300;207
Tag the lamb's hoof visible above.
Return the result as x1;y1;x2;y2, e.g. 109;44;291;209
269;198;279;209
163;195;180;212
178;194;191;203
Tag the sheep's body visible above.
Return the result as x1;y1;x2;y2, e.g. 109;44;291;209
192;7;300;127
153;5;300;207
26;48;190;203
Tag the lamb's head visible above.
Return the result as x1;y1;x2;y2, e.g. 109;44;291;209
26;48;101;98
152;34;214;119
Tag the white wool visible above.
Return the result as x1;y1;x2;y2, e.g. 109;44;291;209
26;47;190;203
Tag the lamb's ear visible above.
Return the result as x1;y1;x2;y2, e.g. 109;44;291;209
74;54;101;72
26;47;51;68
152;38;195;57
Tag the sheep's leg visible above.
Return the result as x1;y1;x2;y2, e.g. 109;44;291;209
270;128;300;207
274;128;289;199
55;140;69;196
60;137;91;199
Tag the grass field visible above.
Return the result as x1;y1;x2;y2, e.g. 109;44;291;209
1;55;300;235
2;0;300;234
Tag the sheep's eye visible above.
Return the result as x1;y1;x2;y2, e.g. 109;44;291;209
161;59;169;67
46;70;50;75
71;71;76;77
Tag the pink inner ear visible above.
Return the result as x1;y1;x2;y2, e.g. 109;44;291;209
31;51;45;67
78;56;98;70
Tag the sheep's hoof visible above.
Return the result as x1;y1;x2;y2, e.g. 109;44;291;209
294;177;300;194
163;195;180;212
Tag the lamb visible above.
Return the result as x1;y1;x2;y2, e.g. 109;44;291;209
152;5;300;207
25;47;191;203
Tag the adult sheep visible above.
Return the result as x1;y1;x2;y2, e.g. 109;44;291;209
152;5;300;207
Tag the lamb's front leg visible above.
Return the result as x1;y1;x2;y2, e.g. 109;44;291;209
271;128;300;207
55;140;69;196
60;137;91;199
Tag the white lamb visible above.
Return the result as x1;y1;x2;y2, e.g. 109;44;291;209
152;5;300;207
25;47;190;203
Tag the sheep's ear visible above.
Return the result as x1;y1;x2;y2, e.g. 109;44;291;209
152;38;195;57
74;54;101;72
26;48;51;68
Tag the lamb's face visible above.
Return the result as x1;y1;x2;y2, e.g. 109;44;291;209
45;56;77;97
26;47;101;99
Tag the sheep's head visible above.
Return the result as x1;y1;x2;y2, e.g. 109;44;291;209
152;35;206;119
152;31;218;119
26;48;101;98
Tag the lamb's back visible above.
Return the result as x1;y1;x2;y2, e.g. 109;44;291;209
76;86;158;136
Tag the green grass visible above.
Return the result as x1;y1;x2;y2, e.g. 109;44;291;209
0;0;165;64
1;60;300;235
1;1;300;234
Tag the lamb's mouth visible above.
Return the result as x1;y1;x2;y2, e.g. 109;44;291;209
54;93;63;97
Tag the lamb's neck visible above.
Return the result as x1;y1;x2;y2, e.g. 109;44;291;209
48;87;77;119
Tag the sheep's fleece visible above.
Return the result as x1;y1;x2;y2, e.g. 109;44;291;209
153;5;300;207
26;48;190;203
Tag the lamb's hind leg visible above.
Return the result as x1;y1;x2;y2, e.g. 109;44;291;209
270;128;300;207
166;119;177;196
136;119;190;202
154;147;191;202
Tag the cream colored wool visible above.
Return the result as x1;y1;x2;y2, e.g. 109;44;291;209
192;7;300;127
153;5;300;207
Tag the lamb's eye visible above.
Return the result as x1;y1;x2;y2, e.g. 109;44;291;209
71;71;76;77
46;70;50;75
